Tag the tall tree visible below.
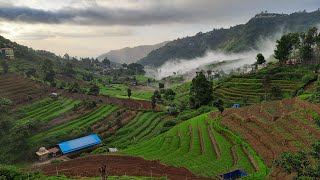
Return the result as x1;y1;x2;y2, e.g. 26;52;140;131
102;57;111;68
189;72;213;108
1;60;8;74
42;59;55;83
256;53;266;65
300;27;318;64
127;88;132;99
274;34;294;64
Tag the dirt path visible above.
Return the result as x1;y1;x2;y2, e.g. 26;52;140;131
189;125;193;153
36;155;213;180
198;127;204;155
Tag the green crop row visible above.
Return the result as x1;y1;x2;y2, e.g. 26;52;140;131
122;113;256;178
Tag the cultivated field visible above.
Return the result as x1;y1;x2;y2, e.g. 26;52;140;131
213;78;303;105
122;114;265;178
210;98;320;179
37;155;211;180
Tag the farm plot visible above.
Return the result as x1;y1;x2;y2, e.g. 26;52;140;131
212;98;320;178
123;114;258;178
0;74;51;105
29;105;119;144
37;155;210;180
17;98;80;125
213;78;303;105
106;112;171;148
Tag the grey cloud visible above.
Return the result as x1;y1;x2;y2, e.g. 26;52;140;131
0;0;319;26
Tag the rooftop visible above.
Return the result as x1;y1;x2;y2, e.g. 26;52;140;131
57;134;102;154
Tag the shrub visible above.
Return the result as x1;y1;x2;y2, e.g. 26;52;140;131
163;120;177;127
302;74;317;84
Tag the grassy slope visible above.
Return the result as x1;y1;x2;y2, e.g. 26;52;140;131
122;113;261;178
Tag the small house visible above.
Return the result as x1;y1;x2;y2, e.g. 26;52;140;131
0;48;14;60
36;147;50;161
57;134;102;154
48;147;60;157
49;93;59;98
286;59;301;65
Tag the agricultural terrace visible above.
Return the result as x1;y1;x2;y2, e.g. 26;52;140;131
0;74;51;105
213;78;303;105
123;113;266;178
99;83;154;101
106;111;172;148
170;82;191;105
29;105;119;145
212;98;320;179
17;98;80;125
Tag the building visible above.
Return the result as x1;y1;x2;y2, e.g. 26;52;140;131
257;63;267;70
218;169;248;180
1;48;14;60
36;147;50;161
286;59;301;65
57;134;102;154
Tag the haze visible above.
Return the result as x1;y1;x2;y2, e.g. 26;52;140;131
0;0;318;57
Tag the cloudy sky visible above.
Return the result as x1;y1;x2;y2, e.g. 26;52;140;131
0;0;318;58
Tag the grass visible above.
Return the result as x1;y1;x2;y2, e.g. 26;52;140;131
99;83;153;100
122;113;259;178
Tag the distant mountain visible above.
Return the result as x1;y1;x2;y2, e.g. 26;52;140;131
97;41;169;64
138;10;320;67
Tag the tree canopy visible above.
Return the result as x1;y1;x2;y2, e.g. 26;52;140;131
189;72;213;108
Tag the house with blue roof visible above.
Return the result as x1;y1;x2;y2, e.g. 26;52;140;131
57;134;102;154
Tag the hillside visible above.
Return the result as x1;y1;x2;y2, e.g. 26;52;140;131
97;41;169;64
138;10;320;67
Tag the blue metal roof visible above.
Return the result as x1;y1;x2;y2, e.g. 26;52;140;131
57;134;102;154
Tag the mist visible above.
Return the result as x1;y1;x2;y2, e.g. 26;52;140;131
145;33;281;80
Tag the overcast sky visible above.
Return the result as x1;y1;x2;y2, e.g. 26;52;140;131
0;0;319;58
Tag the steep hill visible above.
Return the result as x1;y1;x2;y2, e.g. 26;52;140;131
97;41;169;64
138;10;320;67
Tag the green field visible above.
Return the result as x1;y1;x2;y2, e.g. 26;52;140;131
106;111;171;148
99;83;154;100
122;113;263;178
29;105;119;144
213;78;303;105
17;98;80;125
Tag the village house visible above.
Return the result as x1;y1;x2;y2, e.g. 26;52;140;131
1;48;14;60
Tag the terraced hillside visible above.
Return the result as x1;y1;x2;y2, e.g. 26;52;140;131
213;78;303;105
123;114;266;179
210;98;320;179
29;105;119;145
0;74;51;105
106;111;173;148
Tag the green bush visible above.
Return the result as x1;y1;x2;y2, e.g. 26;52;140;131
302;74;317;84
163;120;177;127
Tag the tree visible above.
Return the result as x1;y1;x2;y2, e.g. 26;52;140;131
218;105;224;113
274;34;294;64
271;86;283;98
127;88;132;99
102;57;111;68
151;96;156;111
0;97;12;114
189;72;213;108
256;53;266;65
88;84;100;95
300;27;318;64
159;83;165;89
42;59;55;83
63;62;75;76
25;68;36;77
1;60;8;74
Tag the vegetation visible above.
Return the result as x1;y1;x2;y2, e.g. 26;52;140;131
274;141;320;179
189;72;213;108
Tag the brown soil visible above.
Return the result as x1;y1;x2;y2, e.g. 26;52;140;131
209;98;320;179
207;126;221;159
241;146;259;171
198;127;204;155
36;155;213;180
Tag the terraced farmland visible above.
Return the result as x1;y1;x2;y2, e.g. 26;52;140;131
29;105;119;144
0;74;50;105
123;114;265;178
213;78;303;105
212;98;320;179
106;111;172;148
17;98;80;125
